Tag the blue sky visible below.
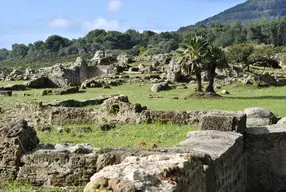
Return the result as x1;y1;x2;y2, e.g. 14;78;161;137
0;0;246;49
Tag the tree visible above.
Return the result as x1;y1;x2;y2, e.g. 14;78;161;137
177;36;209;92
44;35;71;53
0;49;10;60
11;44;29;58
85;29;107;45
205;46;228;92
227;43;254;71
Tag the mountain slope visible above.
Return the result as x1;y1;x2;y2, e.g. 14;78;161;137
196;0;286;25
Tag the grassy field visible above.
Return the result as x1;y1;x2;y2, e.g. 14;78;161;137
38;123;196;148
1;82;286;117
1;80;286;191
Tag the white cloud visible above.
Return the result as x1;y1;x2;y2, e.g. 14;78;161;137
47;17;129;32
83;18;128;31
107;0;122;13
48;18;73;29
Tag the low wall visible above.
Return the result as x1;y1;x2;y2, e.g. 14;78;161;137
245;124;286;192
1;108;286;192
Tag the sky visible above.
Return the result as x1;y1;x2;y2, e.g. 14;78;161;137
0;0;246;49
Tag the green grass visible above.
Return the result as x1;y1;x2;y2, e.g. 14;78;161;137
1;82;286;117
38;123;197;148
1;81;286;190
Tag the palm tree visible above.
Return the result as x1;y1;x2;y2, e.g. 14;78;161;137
177;36;209;92
205;46;228;93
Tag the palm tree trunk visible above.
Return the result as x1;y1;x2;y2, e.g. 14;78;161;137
195;73;203;92
206;67;216;93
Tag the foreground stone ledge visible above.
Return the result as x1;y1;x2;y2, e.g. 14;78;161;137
84;130;246;192
245;124;286;192
85;153;207;192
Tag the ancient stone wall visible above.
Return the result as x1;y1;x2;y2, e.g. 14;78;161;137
1;107;286;191
178;131;247;192
245;124;286;192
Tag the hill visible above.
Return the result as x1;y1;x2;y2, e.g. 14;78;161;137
196;0;286;25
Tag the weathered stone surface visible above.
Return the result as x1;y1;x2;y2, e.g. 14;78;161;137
245;124;286;192
0;120;39;179
24;77;58;89
277;117;286;124
200;112;246;134
86;153;206;192
53;87;80;95
151;82;169;92
17;144;98;187
99;95;147;124
153;53;172;65
90;51;117;66
5;69;23;81
45;97;111;107
81;78;122;88
167;60;181;82
138;110;244;126
244;107;280;126
117;54;133;67
178;130;247;192
25;57;107;87
50;107;98;125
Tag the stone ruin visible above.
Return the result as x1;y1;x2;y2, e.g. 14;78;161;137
0;95;286;191
2;50;286;98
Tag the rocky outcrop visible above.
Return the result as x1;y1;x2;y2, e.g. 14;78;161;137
81;78;122;88
167;60;181;82
151;82;170;92
153;53;172;65
243;107;280;127
117;54;133;67
24;77;58;89
274;53;286;69
21;57;109;87
5;69;24;81
53;87;80;95
98;95;147;124
90;51;117;66
0;120;39;179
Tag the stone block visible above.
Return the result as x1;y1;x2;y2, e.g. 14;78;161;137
200;112;246;134
245;124;286;192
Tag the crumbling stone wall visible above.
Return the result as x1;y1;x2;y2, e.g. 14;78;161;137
177;131;247;192
245;124;286;192
0;120;39;180
2;105;286;191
